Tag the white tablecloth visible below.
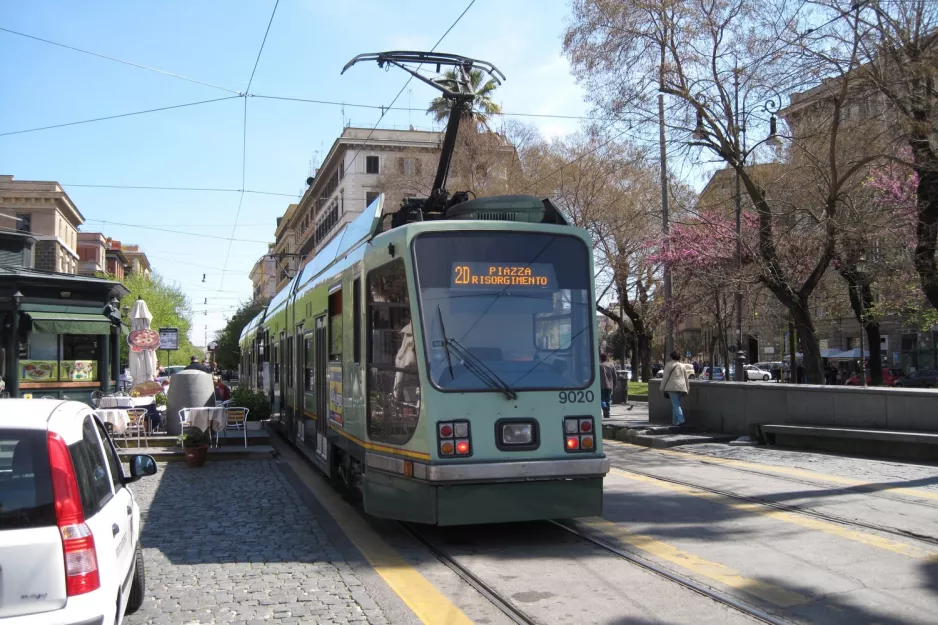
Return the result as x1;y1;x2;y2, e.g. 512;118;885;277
96;409;129;435
183;407;227;432
99;396;155;409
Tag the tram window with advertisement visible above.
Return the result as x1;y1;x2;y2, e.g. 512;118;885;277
304;334;314;391
366;259;419;444
412;231;594;392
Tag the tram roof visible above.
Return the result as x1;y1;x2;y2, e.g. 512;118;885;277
239;309;266;341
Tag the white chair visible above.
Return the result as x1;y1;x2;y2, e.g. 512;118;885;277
90;390;104;408
125;408;148;449
179;408;193;432
218;407;249;448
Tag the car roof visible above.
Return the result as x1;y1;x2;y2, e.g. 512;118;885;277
0;399;73;431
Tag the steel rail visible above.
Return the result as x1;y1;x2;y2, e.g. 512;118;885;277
399;523;543;625
549;520;797;625
611;463;938;547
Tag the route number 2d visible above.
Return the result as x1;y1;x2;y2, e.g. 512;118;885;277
558;390;594;404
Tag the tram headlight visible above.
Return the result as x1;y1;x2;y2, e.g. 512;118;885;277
501;423;533;445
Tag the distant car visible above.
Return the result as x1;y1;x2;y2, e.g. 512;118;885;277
0;400;157;624
156;365;186;385
744;364;772;381
654;363;696;380
845;367;902;386
702;366;726;381
895;369;938;388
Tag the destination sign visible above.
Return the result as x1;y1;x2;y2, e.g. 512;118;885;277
451;262;555;288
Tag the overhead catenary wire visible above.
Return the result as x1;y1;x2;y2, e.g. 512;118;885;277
63;184;299;198
218;0;281;294
83;219;270;243
0;96;240;137
0;26;242;95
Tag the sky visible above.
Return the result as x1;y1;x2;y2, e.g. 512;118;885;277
0;0;594;345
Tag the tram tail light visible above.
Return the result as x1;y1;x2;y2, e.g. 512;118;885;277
563;417;596;453
438;420;471;457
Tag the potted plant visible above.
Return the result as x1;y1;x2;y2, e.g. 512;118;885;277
180;427;210;467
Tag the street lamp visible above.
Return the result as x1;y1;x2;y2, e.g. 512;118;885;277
732;67;784;382
856;255;867;387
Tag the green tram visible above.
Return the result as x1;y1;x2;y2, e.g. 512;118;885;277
239;52;609;525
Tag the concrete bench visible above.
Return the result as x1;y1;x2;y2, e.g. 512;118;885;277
760;424;938;460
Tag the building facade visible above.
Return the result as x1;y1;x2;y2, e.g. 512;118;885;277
272;204;300;292
250;248;277;303
120;244;151;278
77;232;107;276
0;175;83;274
290;127;442;261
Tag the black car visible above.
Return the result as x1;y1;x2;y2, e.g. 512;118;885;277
896;369;938;388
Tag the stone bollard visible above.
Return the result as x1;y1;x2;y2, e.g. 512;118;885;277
166;370;216;436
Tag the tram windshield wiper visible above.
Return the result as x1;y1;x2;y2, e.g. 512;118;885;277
444;336;518;400
436;305;455;380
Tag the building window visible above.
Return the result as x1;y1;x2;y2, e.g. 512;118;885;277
15;213;30;233
366;191;380;208
366;155;380;174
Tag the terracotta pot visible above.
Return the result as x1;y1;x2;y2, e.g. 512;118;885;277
184;444;209;467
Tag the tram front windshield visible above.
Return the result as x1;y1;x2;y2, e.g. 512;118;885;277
413;231;594;392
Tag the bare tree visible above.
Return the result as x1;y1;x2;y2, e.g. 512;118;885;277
564;0;888;383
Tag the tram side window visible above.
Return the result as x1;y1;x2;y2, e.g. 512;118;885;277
287;336;294;389
304;335;314;391
367;259;419;445
353;277;362;364
329;292;343;360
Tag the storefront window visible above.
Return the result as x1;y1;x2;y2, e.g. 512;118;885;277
63;335;97;360
28;333;58;360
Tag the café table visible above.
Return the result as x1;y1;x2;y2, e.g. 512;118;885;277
182;407;228;446
95;408;129;435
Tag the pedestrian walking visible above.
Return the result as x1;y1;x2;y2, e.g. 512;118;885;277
600;353;616;419
661;350;689;426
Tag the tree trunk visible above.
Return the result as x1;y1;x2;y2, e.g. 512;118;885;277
844;275;883;385
790;300;823;385
914;165;938;312
637;329;652;382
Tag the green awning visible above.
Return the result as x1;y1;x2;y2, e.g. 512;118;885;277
27;311;113;335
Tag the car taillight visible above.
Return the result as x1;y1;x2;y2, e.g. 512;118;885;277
47;432;100;596
563;417;596;453
438;420;471;457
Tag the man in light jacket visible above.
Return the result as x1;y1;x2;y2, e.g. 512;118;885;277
660;350;689;426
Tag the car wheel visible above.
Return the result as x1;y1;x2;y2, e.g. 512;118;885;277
125;543;146;615
763;374;770;381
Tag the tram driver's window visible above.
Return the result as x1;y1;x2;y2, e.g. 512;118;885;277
366;259;419;445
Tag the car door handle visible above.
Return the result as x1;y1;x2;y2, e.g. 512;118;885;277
112;523;120;537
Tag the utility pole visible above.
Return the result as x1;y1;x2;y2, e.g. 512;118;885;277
659;19;674;360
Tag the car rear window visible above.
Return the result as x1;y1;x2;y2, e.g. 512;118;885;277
0;429;55;530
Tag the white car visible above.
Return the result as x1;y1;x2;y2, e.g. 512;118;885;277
0;400;157;624
744;364;772;381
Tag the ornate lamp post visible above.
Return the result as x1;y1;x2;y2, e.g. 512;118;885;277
856;255;867;387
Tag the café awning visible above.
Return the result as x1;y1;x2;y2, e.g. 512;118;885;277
26;311;112;335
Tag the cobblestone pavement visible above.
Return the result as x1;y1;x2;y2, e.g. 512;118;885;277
125;460;388;625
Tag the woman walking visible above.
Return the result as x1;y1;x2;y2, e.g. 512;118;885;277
660;350;689;426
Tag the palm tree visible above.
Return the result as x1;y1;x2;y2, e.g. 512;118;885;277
427;68;503;130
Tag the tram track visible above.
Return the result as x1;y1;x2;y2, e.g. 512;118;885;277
399;522;543;625
607;461;938;548
402;520;797;625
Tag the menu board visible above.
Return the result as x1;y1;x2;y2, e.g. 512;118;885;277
19;360;58;382
60;360;97;382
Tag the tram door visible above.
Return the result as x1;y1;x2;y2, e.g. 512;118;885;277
314;315;329;468
277;331;285;419
292;323;304;444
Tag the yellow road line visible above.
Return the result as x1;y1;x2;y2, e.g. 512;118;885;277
580;518;810;608
610;467;936;560
605;439;938;503
279;444;474;625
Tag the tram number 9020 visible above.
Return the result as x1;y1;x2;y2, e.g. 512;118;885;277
558;390;594;404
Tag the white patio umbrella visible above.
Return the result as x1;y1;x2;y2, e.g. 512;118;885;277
128;299;159;382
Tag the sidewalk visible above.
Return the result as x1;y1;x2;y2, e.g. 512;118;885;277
603;402;735;449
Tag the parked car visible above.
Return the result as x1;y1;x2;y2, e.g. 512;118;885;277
156;364;186;385
895;369;938;388
845;367;903;386
0;400;157;624
702;366;726;381
744;364;772;381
